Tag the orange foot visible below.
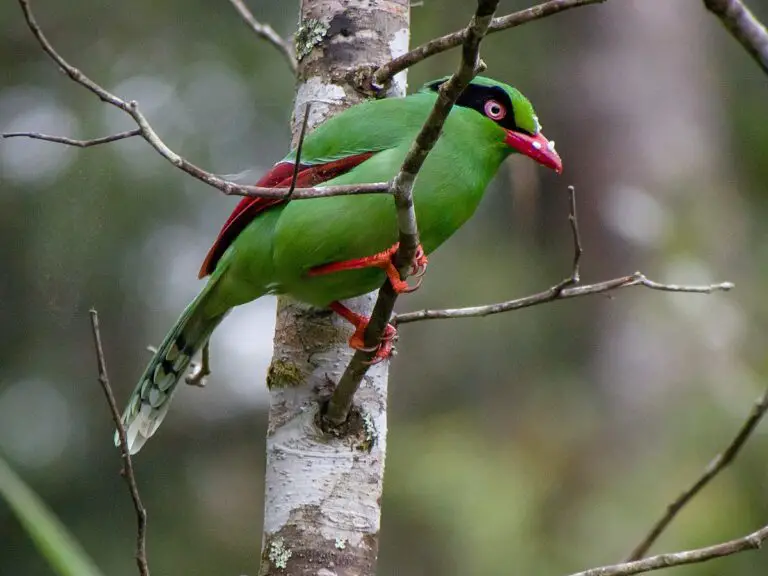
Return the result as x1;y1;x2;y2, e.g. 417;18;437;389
330;301;397;364
309;243;429;294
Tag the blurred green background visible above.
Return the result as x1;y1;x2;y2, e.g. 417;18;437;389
2;0;768;574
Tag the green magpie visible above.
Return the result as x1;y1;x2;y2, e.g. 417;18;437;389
117;76;563;453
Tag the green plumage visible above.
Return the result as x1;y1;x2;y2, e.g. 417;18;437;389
118;77;554;453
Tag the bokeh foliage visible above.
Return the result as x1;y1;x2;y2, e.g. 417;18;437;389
2;1;768;575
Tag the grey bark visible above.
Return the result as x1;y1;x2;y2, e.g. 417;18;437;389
259;2;409;575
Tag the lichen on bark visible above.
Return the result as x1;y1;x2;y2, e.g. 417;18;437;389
295;18;329;61
266;359;304;390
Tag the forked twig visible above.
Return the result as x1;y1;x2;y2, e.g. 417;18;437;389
89;309;149;576
227;0;297;72
373;0;606;87
394;273;734;325
566;522;768;576
394;187;732;326
5;0;387;202
626;387;768;561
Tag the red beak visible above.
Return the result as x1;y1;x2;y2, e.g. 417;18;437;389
504;130;563;174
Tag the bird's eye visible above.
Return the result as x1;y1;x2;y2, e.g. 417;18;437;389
484;100;506;121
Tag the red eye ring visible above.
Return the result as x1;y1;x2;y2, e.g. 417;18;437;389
484;100;506;120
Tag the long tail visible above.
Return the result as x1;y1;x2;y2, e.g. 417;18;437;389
115;281;227;454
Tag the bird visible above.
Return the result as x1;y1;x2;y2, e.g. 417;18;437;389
116;76;562;454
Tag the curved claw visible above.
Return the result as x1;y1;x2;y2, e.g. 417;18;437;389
381;327;398;341
408;246;429;279
357;342;381;353
348;320;397;362
389;245;428;293
411;264;428;279
362;342;394;365
400;275;424;293
330;301;398;363
389;274;422;294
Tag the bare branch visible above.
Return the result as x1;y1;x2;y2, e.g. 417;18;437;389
626;387;768;561
551;185;583;294
11;0;387;202
324;0;501;427
227;0;297;73
566;523;768;576
285;103;312;200
2;128;141;147
395;273;733;324
373;0;606;88
704;0;768;76
395;186;732;325
89;309;149;576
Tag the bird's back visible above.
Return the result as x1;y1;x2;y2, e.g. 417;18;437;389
268;94;510;306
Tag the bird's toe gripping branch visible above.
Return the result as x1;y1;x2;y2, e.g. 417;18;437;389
329;301;397;364
309;242;428;294
313;243;428;361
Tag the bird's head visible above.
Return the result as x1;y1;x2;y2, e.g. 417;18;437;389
422;76;563;174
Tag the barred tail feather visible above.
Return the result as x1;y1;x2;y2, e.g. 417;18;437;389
115;285;226;454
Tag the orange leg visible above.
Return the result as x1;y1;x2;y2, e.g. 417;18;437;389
329;301;397;364
309;243;429;294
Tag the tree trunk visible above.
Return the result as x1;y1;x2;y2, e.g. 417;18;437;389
259;2;409;575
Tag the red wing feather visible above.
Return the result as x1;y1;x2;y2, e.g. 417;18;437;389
198;153;375;278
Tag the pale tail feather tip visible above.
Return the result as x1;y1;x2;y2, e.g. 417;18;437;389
114;402;168;455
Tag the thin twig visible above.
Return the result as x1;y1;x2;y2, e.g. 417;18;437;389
626;387;768;561
395;185;732;324
324;0;501;427
10;0;387;202
551;184;583;294
2;128;141;147
392;186;733;326
227;0;297;73
703;0;768;76
566;523;768;576
285;103;312;200
373;0;606;87
89;309;149;576
395;273;733;324
1;131;388;198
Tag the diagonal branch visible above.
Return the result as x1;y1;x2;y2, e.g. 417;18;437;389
626;387;768;561
89;309;149;576
8;0;387;202
227;0;297;73
704;0;768;76
323;0;501;427
373;0;606;88
565;522;768;576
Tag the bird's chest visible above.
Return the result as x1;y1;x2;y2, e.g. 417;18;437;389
412;166;489;253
